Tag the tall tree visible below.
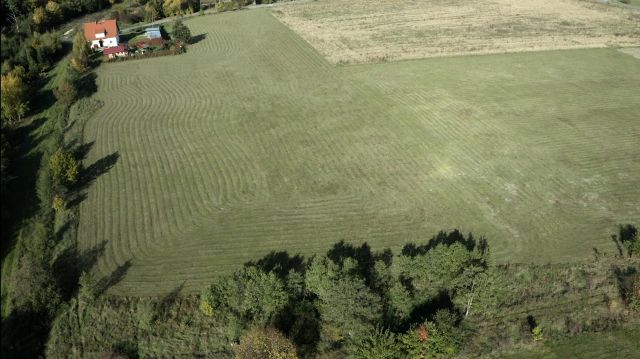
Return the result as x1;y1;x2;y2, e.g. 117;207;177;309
144;0;163;22
70;28;91;72
306;256;383;345
172;19;191;44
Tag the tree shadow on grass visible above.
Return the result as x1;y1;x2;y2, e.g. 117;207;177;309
52;240;108;301
29;88;57;116
98;260;132;295
1;117;49;261
76;72;98;99
190;33;207;45
155;282;185;320
66;192;88;208
245;251;306;280
77;151;120;190
402;229;488;257
611;224;638;257
70;140;95;161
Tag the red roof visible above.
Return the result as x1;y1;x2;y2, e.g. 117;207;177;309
83;20;118;41
103;45;128;55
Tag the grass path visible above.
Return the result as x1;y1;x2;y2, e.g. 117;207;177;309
78;9;640;296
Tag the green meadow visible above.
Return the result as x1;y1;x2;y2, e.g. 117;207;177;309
78;9;640;295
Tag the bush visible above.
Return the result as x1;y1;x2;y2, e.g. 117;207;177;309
52;194;65;212
53;79;78;105
202;267;288;326
49;148;79;186
532;326;544;342
200;288;214;316
215;0;241;13
79;271;99;302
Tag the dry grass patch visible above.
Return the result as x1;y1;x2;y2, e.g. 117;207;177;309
274;0;640;63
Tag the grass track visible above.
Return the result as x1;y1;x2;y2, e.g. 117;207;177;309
78;9;640;296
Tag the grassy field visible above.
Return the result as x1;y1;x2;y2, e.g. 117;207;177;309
496;324;640;358
78;9;640;296
274;0;640;63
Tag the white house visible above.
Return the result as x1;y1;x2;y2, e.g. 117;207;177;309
83;19;120;49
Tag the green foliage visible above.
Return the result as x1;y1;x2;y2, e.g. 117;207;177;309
202;267;288;326
30;31;63;71
163;0;198;16
79;271;99;302
47;296;231;358
53;78;78;105
171;20;192;44
389;232;488;320
347;327;401;359
45;234;640;358
52;193;65;211
532;326;544;342
401;311;463;359
10;244;62;314
49;148;79;186
214;0;242;13
200;287;215;316
144;0;163;22
234;327;299;359
306;256;383;343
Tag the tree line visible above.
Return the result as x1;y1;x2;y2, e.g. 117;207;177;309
44;227;640;358
197;229;639;358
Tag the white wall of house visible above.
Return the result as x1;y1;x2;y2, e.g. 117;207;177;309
90;35;119;48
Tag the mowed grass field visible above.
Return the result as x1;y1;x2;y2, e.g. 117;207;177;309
275;0;640;63
78;9;640;295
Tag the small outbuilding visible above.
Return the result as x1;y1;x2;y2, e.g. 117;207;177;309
103;45;129;59
145;26;162;40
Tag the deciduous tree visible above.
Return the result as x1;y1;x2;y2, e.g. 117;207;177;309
54;78;78;105
32;7;48;28
70;28;91;72
45;1;62;23
163;0;197;16
144;0;162;22
0;66;29;126
49;148;79;186
306;256;383;344
201;267;288;326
